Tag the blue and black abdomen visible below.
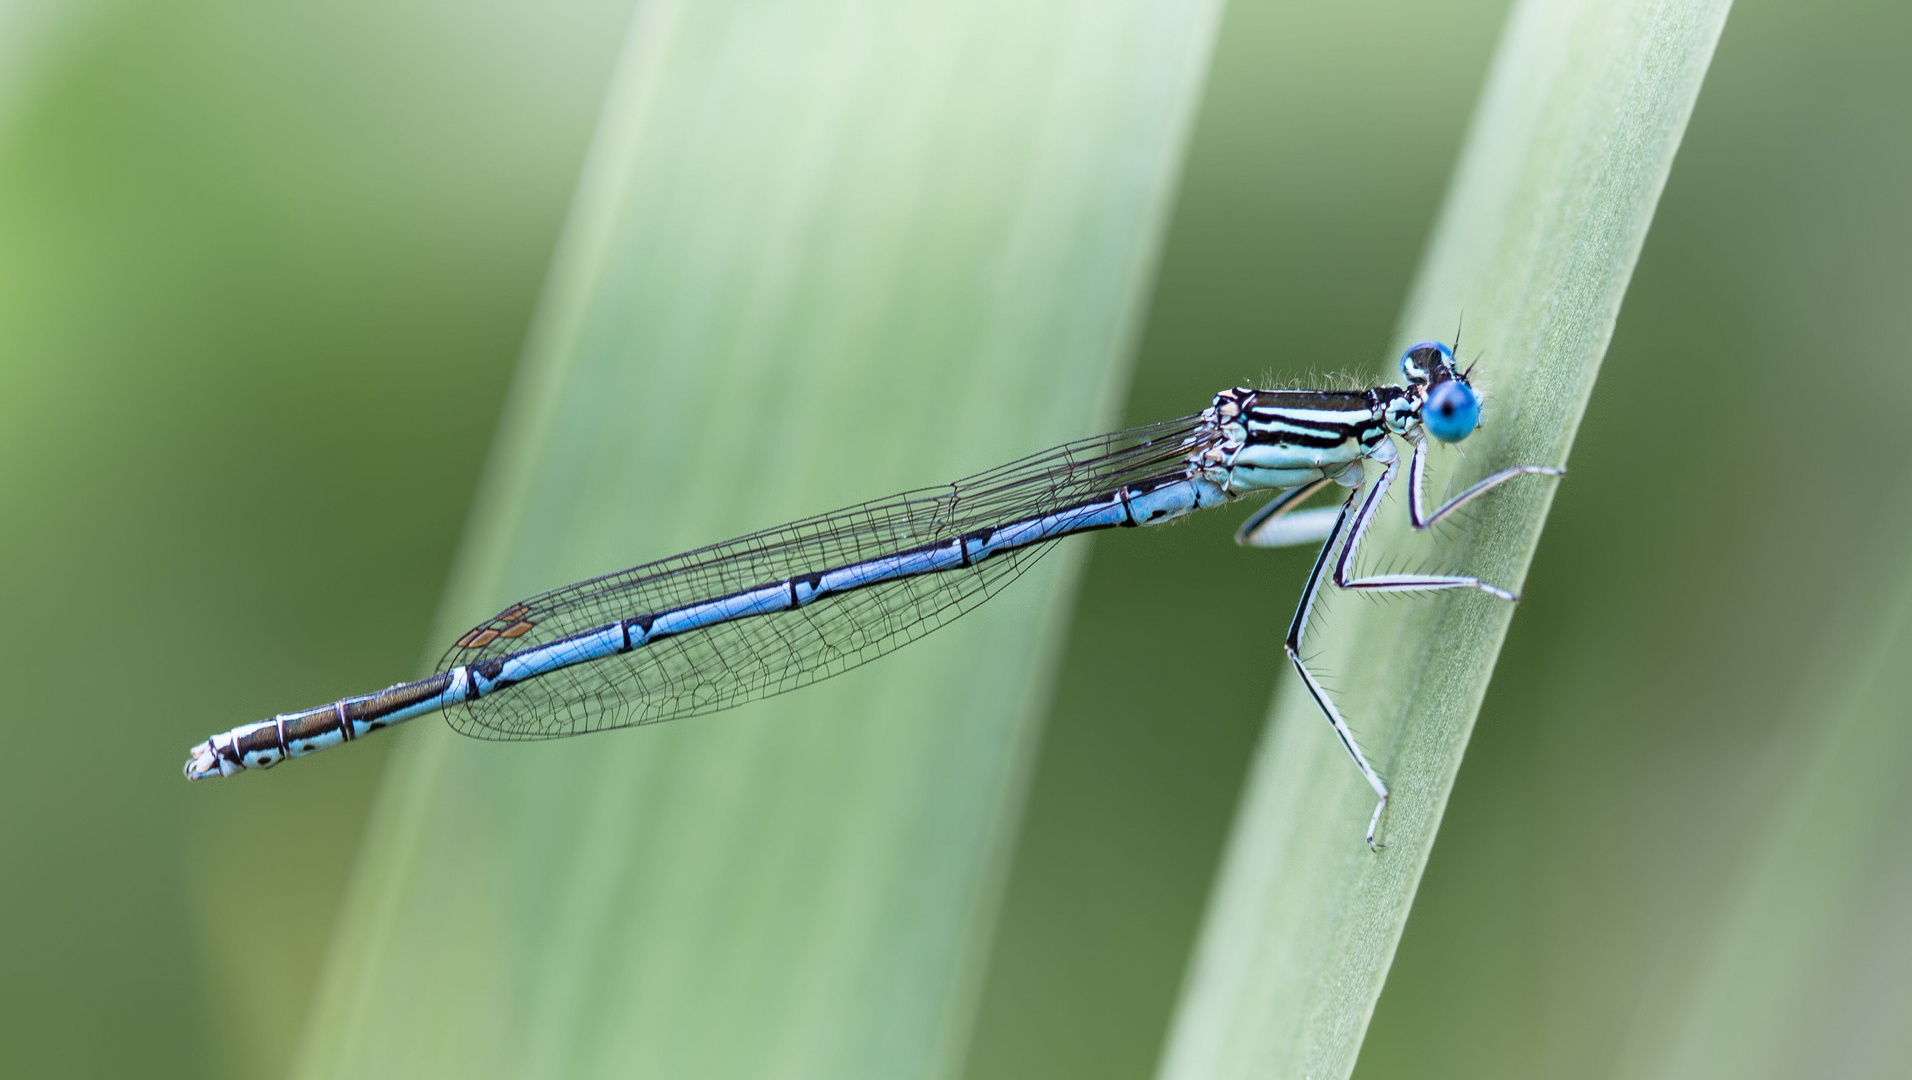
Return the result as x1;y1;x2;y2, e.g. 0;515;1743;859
189;382;1425;780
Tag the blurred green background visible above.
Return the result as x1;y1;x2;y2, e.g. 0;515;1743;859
2;1;1907;1078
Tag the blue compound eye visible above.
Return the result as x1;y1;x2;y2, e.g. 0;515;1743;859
1424;379;1480;442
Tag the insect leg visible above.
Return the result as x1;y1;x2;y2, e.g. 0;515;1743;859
1285;486;1391;850
1278;445;1561;848
1334;458;1529;601
1236;478;1336;548
1405;436;1564;529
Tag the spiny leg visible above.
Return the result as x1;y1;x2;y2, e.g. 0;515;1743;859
1328;440;1567;598
1300;446;1561;845
1266;449;1561;849
1284;487;1392;850
1236;477;1336;548
1406;435;1564;530
1332;459;1527;599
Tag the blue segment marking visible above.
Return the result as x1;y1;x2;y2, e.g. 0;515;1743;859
475;623;628;695
646;584;791;641
815;543;966;596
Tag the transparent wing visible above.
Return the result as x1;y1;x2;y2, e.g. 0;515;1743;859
439;413;1212;740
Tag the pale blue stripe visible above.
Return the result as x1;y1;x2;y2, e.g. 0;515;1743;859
486;623;628;690
647;583;791;640
816;543;967;595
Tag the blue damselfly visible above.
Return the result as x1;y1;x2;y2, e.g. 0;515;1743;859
185;341;1560;847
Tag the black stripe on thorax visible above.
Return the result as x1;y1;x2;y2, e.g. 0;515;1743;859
1246;414;1366;437
1246;426;1368;451
1245;390;1377;411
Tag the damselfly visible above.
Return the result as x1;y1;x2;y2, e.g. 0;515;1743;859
185;341;1560;848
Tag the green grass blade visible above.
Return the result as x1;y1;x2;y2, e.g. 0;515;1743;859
289;2;1221;1078
0;0;100;141
1156;2;1732;1078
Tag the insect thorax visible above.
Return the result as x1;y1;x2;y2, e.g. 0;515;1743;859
1189;386;1397;495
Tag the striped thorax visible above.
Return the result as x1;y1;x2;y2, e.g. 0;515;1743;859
1193;386;1397;497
